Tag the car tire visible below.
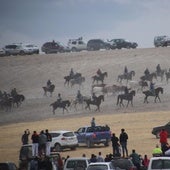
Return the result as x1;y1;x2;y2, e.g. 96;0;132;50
54;143;62;152
71;47;77;52
20;51;25;55
104;139;109;147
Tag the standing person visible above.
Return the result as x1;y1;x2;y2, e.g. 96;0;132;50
21;129;30;145
97;152;104;162
129;149;141;170
119;128;128;157
31;131;39;157
142;154;150;170
91;117;96;127
111;133;120;157
45;129;52;156
39;130;47;156
159;128;168;154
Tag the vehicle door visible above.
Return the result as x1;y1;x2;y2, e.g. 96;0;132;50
75;127;86;143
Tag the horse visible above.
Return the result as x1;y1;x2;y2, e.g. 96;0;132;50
117;90;136;107
143;87;163;103
165;72;170;83
128;80;148;92
70;76;85;88
117;71;135;83
156;69;166;82
64;73;82;86
12;94;25;107
50;100;71;114
42;84;55;97
84;95;104;111
0;97;13;112
140;72;157;82
92;72;108;84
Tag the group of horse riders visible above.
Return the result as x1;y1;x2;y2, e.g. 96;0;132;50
0;88;18;100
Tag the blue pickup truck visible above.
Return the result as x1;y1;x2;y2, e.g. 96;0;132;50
75;125;111;148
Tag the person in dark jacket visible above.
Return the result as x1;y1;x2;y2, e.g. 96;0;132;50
31;131;39;157
111;133;120;157
21;129;30;145
119;128;128;157
45;129;52;156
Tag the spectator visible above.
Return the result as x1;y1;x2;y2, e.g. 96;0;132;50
142;154;150;169
119;128;128;157
97;152;104;162
45;129;52;156
152;144;162;157
91;117;96;127
104;154;111;162
82;153;86;157
111;133;120;157
90;154;97;163
21;129;30;145
30;156;39;170
39;130;47;156
159;128;168;153
31;131;39;157
130;149;141;170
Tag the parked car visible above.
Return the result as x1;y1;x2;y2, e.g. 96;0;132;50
0;48;6;57
154;35;170;47
152;121;170;138
87;162;115;170
0;162;18;170
87;39;112;51
111;157;137;170
109;39;138;49
74;125;111;148
68;37;87;52
22;44;39;54
147;156;170;170
41;41;70;54
64;157;90;170
50;130;78;152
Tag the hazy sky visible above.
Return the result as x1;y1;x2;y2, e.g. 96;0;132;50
0;0;170;48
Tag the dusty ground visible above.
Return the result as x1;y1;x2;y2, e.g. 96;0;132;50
0;47;170;165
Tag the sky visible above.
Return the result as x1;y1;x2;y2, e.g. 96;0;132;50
0;0;170;48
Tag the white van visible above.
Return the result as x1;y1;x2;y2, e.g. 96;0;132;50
148;157;170;170
64;157;90;170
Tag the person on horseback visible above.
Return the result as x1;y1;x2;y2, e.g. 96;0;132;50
76;90;83;103
124;66;128;75
69;68;74;78
97;68;102;77
11;88;18;97
156;64;161;74
124;86;130;95
150;81;155;95
144;68;150;77
47;80;52;89
92;92;97;103
56;93;62;104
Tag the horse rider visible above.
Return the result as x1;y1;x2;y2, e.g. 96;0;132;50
11;88;18;97
56;93;62;104
124;66;128;75
76;90;83;103
156;64;161;74
150;81;155;95
96;68;102;77
69;68;74;78
92;92;97;103
124;86;130;95
47;80;52;89
144;68;150;77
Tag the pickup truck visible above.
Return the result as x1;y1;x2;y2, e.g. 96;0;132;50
75;125;111;148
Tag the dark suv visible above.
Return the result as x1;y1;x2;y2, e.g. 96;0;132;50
109;39;138;49
87;39;112;51
41;41;70;54
154;35;170;47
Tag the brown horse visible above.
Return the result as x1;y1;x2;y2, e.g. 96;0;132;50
143;87;163;103
42;84;55;97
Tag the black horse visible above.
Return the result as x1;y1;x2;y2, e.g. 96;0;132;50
0;97;13;112
64;73;82;86
42;84;55;97
140;72;157;82
12;94;25;107
143;87;163;103
117;90;136;107
117;71;135;83
50;100;71;114
84;95;104;111
92;72;108;84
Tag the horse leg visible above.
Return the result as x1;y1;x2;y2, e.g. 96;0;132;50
126;101;129;108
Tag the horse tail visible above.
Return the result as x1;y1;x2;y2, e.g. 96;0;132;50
117;95;120;105
21;95;25;101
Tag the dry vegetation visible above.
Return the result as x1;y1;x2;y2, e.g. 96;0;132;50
0;47;170;165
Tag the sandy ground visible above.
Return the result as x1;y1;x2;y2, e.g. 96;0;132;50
0;47;170;165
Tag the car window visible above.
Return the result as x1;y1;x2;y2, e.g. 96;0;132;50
88;164;108;170
77;128;85;133
63;132;74;137
50;133;60;138
152;159;170;169
66;160;87;168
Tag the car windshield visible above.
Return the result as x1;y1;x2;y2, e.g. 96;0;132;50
87;164;108;170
